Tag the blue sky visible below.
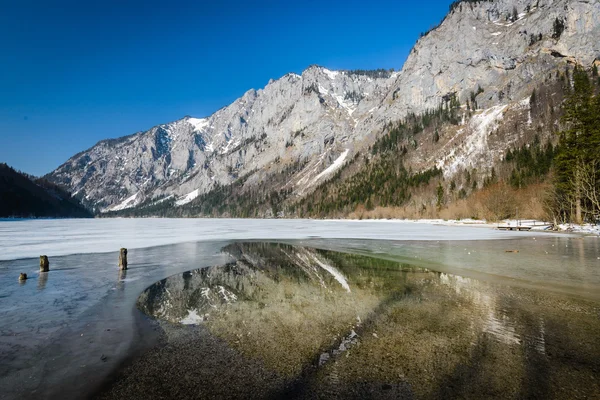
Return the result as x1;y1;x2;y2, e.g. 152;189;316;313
0;0;451;176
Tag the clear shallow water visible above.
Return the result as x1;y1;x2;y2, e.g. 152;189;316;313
132;243;600;398
0;241;233;400
0;220;598;399
298;236;600;301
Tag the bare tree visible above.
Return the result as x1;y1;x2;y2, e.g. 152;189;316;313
579;158;600;220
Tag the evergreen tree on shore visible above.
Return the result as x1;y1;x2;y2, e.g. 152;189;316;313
553;67;600;222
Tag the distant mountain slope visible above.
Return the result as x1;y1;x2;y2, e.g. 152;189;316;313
47;0;600;216
48;68;398;213
0;163;92;218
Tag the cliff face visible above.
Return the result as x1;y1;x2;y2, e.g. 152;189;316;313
47;0;600;213
384;0;599;114
49;69;398;212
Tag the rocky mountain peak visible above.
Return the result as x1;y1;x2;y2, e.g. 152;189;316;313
47;0;600;214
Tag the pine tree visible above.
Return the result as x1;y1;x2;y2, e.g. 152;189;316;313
436;182;444;210
554;67;600;222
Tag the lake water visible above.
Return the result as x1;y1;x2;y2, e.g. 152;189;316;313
0;219;598;399
130;242;600;399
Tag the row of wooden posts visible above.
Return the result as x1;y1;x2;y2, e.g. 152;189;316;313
19;248;128;281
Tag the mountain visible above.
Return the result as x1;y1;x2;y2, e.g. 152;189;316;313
47;0;600;218
48;68;399;213
0;163;92;218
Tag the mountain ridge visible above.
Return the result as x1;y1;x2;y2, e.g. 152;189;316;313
47;0;600;216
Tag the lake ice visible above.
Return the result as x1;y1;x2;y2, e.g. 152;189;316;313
0;218;542;261
0;219;598;399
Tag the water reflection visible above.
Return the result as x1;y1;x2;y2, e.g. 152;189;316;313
438;273;521;346
37;272;48;291
138;242;600;398
117;270;127;291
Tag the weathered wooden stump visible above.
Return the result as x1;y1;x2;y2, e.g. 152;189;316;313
39;255;49;272
19;273;28;281
119;248;128;270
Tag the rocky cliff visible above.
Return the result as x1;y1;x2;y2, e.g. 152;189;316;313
47;0;600;214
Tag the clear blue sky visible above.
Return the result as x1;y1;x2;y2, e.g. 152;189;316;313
0;0;451;176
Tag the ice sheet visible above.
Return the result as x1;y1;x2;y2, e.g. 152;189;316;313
0;218;548;261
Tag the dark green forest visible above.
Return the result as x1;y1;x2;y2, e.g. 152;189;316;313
550;66;600;223
0;163;92;218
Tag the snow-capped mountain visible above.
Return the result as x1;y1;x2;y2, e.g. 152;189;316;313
48;0;600;213
50;68;398;211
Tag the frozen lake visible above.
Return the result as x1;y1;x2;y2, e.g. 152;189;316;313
0;219;598;399
0;218;541;261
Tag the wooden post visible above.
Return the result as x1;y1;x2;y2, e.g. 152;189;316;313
39;255;49;272
119;248;128;270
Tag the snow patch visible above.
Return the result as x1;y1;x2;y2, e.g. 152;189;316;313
219;136;239;155
187;118;210;132
333;93;357;116
492;12;526;28
557;223;600;235
175;189;200;206
180;309;204;325
313;149;349;183
322;68;339;80
437;105;507;177
107;193;139;212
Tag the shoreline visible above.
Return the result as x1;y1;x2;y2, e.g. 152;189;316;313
89;312;163;400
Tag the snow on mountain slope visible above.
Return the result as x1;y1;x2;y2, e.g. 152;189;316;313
49;68;397;211
313;149;349;183
47;0;600;213
175;189;200;206
436;103;508;178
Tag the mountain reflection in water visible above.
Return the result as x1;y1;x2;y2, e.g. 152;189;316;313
137;242;600;399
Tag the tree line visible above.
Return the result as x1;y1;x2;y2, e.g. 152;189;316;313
550;66;600;223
